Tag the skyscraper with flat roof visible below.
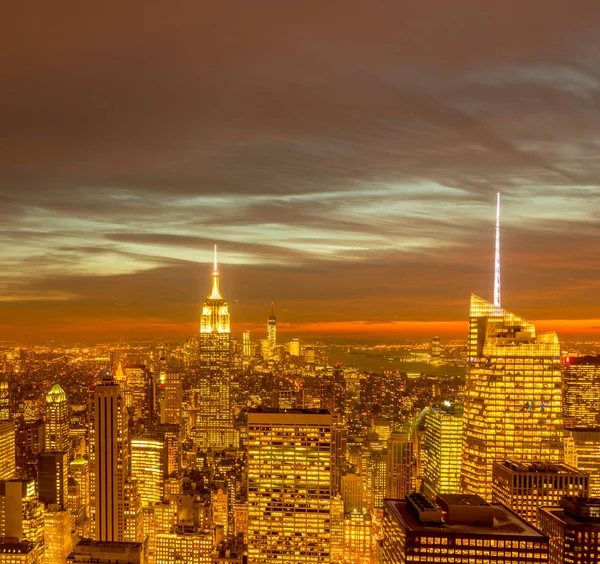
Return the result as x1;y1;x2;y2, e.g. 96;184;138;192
562;355;600;428
89;378;129;542
247;409;332;563
0;422;15;481
538;497;600;564
380;493;549;563
131;437;164;507
461;295;564;500
492;460;589;525
423;403;463;498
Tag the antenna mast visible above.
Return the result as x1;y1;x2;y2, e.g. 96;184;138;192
494;192;501;308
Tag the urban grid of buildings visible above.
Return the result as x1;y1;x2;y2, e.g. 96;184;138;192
0;201;600;563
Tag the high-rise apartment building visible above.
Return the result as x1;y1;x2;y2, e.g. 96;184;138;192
423;403;463;498
538;497;600;564
247;409;332;563
267;304;276;358
380;493;549;563
386;432;413;499
195;245;233;449
0;422;15;480
492;460;589;525
89;377;129;542
45;384;69;452
461;295;564;500
562;355;600;428
131;436;164;507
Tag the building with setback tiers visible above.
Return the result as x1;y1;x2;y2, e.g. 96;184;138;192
461;295;563;500
247;409;332;563
194;245;233;449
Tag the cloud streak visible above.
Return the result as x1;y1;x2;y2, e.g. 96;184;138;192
1;1;600;340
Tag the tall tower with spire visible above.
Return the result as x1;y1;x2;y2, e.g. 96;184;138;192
267;302;276;358
460;195;563;499
194;244;233;449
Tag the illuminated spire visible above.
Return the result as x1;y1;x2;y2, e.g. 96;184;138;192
115;362;125;381
494;192;501;308
209;243;222;299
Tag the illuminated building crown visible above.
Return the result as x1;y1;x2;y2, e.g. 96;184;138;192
46;383;67;403
200;244;230;334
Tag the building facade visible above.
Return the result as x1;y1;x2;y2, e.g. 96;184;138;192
562;356;600;428
423;403;462;498
492;460;589;525
195;247;233;449
538;497;600;564
380;493;549;563
461;295;564;500
89;378;129;542
247;409;332;563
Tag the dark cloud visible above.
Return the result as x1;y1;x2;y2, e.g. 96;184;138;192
1;1;600;339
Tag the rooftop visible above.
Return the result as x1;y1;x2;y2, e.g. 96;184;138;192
0;541;34;554
385;498;546;539
495;460;585;475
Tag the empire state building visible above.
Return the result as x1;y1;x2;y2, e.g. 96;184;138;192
195;245;234;449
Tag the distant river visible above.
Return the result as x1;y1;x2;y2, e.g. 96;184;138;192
327;346;465;378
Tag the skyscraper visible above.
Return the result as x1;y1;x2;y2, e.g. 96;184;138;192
386;432;414;499
461;295;564;499
89;377;129;542
195;245;233;449
423;403;463;498
162;371;182;425
461;196;563;499
492;460;589;525
38;451;69;508
247;409;332;563
242;330;252;359
131;436;164;507
45;383;69;452
562;355;600;428
267;303;276;358
0;381;9;421
0;422;15;480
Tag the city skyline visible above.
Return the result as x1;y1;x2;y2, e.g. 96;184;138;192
2;3;600;341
